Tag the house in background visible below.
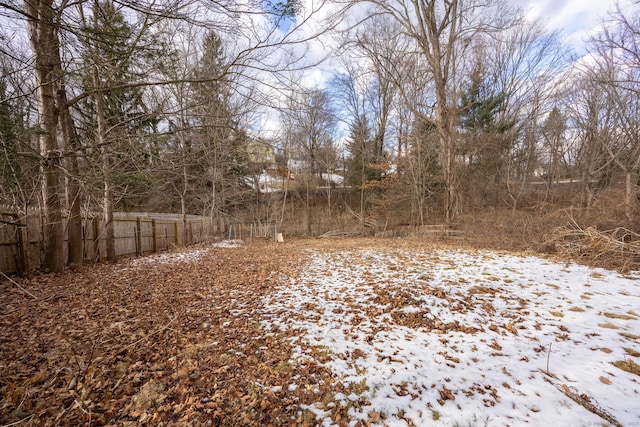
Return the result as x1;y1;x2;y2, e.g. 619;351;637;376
286;158;309;174
246;138;276;168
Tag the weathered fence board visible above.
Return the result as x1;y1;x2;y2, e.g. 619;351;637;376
385;224;465;240
0;212;218;273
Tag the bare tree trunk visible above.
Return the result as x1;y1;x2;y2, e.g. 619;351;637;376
435;100;459;224
625;171;633;221
26;0;65;272
280;176;289;225
327;180;332;227
306;174;312;235
360;160;365;231
57;78;83;265
181;156;188;246
93;67;116;261
103;165;116;260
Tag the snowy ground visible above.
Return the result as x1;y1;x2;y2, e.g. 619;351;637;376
261;247;640;426
127;240;243;267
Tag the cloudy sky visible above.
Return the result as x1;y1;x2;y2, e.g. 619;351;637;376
520;0;635;52
282;0;635;91
258;0;635;137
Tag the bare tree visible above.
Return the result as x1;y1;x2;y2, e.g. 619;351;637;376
2;0;354;267
540;106;568;202
588;4;640;220
25;0;66;272
353;0;518;223
566;71;617;209
486;18;568;209
285;87;337;234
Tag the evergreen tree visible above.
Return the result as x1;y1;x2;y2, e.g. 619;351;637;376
79;0;160;210
346;114;380;187
0;80;22;198
458;68;515;182
191;31;248;217
539;106;568;200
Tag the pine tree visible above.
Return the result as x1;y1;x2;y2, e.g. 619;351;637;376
0;80;22;197
77;0;162;258
458;69;514;179
191;31;246;218
346;114;379;187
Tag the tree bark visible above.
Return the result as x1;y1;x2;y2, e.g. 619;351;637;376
98;96;116;261
625;171;633;221
92;66;116;261
57;74;83;266
26;0;65;272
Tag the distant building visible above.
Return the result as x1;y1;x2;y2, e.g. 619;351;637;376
287;158;309;174
247;139;276;166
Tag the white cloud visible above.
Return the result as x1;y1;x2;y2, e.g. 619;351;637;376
522;0;636;52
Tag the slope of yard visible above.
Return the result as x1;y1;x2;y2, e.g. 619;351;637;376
1;239;639;426
262;245;640;426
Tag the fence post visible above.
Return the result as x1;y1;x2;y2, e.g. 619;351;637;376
174;222;179;247
152;219;157;253
164;227;168;250
82;224;86;262
136;217;142;255
16;220;27;274
92;217;100;261
228;224;233;241
134;226;139;256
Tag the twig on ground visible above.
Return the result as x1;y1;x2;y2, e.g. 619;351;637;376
1;414;35;426
546;342;552;373
1;270;38;300
319;230;360;239
540;370;623;427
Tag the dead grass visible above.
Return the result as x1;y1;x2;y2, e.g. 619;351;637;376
468;285;493;294
619;332;640;341
598;322;620;330
459;193;640;272
623;347;640;357
604;312;638;320
542;214;640;272
279;186;640;273
611;359;640;376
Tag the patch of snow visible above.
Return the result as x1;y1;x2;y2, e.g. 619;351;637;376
320;173;344;185
245;171;283;193
121;240;241;270
210;240;243;249
128;248;211;267
262;248;640;426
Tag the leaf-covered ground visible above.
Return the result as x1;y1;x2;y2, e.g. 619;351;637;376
1;241;340;426
1;239;639;426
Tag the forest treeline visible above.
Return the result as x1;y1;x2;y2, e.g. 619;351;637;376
1;0;639;271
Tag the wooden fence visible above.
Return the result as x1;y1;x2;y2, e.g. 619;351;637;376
226;221;280;242
377;224;465;240
0;212;218;274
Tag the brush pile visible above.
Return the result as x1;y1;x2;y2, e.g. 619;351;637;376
544;218;640;270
